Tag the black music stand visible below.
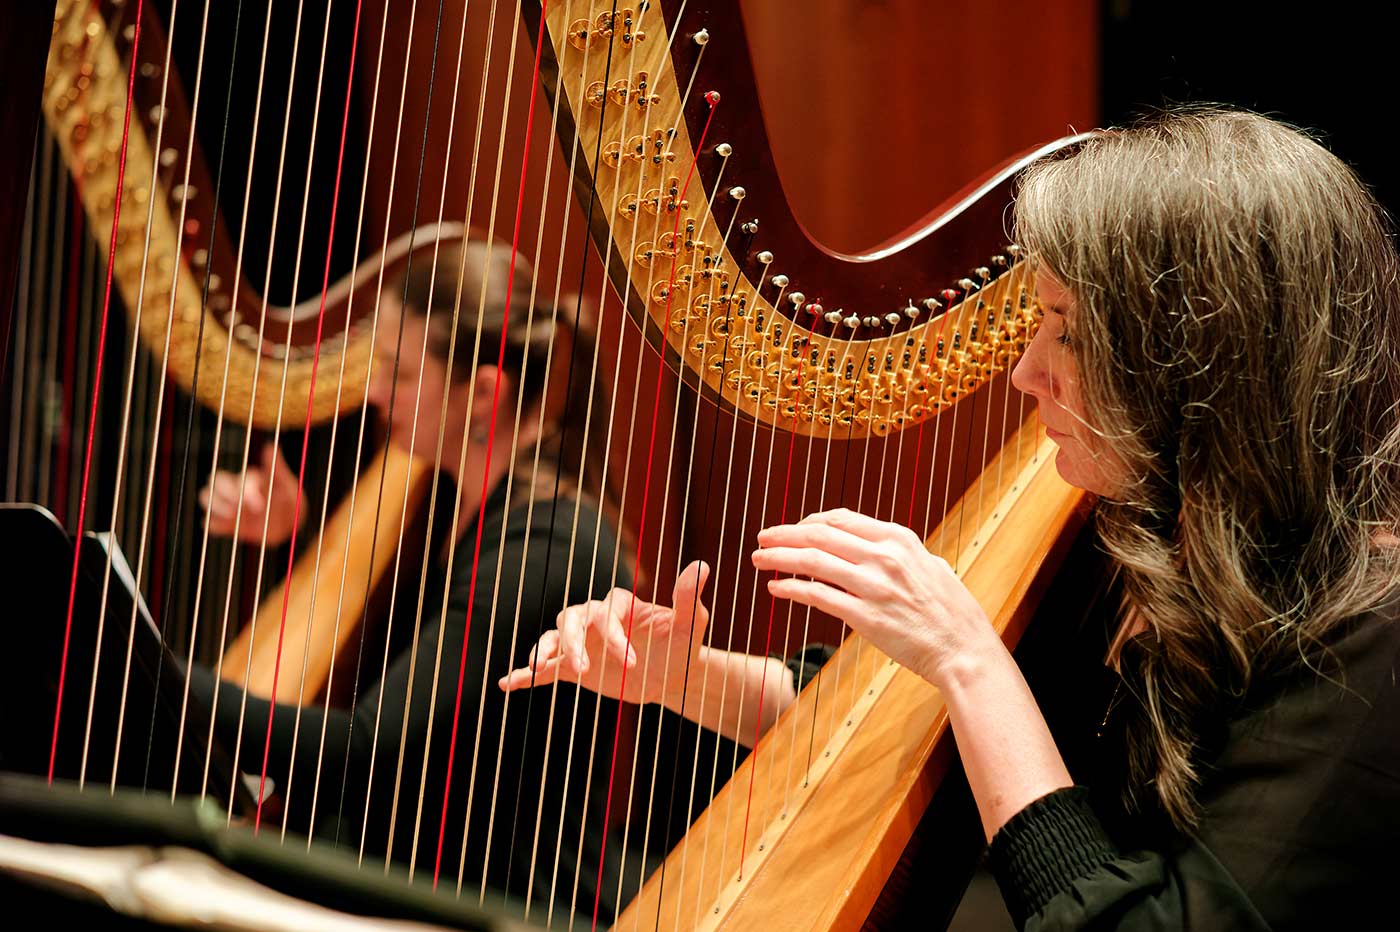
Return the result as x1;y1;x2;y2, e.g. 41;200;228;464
0;503;253;810
0;505;544;930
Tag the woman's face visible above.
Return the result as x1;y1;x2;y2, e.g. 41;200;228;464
365;296;465;463
1010;270;1126;498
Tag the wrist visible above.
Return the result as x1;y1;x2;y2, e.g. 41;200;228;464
660;645;712;713
930;634;1015;698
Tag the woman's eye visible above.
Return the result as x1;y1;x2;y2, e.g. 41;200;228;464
1055;331;1072;348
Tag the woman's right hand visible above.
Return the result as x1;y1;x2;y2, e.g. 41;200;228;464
198;442;303;546
498;561;711;706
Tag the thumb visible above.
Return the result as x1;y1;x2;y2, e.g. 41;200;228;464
259;441;280;475
670;560;711;632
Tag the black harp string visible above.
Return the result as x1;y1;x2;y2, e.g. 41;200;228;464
650;212;770;919
487;0;625;907
531;2;702;919
562;6;714;919
614;107;739;911
333;0;447;856
77;0;186;791
145;0;247;794
298;0;399;847
192;0;278;803
4;144;38;501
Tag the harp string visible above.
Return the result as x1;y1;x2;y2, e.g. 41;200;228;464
554;9;715;918
536;2;688;919
678;272;787;932
418;0;537;889
557;8;712;923
214;0;329;822
36;148;68;516
560;12;714;921
332;0;436;861
629;137;744;911
504;0;609;909
375;0;534;882
61;0;154;789
352;0;449;866
612;115;736;914
260;0;368;840
23;133;60;508
142;0;229;796
423;0;552;888
591;87;720;932
217;0;339;830
4;148;37;501
54;184;83;528
195;0;278;806
496;0;661;911
702;320;824;909
309;0;402;850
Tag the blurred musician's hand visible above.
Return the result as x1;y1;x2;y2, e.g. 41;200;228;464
198;442;304;546
499;560;711;707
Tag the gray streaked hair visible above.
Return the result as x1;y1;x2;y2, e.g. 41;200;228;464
1014;107;1400;829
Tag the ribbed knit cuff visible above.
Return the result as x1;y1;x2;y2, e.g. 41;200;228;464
986;786;1119;928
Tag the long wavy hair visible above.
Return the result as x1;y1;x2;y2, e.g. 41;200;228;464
1013;108;1400;829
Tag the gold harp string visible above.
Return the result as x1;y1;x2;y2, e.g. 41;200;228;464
300;0;402;845
527;1;689;918
240;0;353;831
627;146;743;913
480;0;628;912
562;16;711;924
671;264;787;932
498;0;596;910
271;0;375;843
185;0;277;804
343;0;450;868
410;0;541;888
216;0;326;821
72;0;185;791
609;135;737;918
341;0;433;863
388;0;518;880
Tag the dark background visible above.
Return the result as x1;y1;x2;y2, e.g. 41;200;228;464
1101;1;1396;217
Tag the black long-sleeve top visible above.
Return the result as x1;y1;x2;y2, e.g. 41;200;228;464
190;479;632;920
988;596;1400;930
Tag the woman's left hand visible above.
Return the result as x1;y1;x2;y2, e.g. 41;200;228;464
753;508;1001;689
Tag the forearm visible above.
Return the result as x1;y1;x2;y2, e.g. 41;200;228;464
938;640;1073;841
661;646;796;747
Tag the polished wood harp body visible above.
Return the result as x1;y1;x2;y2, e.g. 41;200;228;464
1;1;1094;928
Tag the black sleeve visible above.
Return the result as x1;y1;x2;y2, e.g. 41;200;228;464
188;494;631;922
779;642;836;694
987;607;1400;931
987;787;1269;931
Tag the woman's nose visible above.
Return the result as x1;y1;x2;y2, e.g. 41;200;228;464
1011;328;1050;400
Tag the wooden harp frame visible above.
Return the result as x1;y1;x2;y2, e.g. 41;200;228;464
0;1;1095;929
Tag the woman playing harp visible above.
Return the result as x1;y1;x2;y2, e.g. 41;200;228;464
505;109;1400;929
191;240;633;917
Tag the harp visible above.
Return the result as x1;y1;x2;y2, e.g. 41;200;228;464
1;0;1097;929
